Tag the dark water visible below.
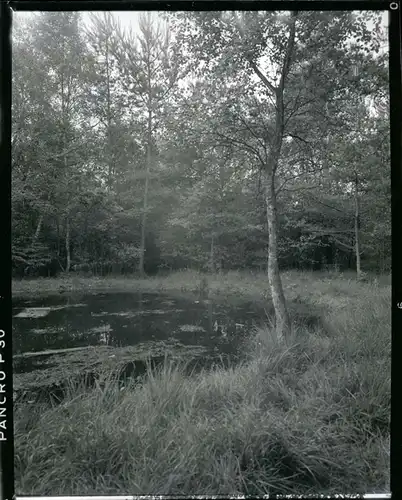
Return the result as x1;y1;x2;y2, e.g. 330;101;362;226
13;292;266;369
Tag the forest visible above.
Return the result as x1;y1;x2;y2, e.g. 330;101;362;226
12;11;390;281
12;10;390;496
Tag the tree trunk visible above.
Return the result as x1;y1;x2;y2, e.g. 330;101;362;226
32;214;43;244
105;34;114;191
380;239;385;274
65;216;71;273
245;11;296;341
208;301;213;334
354;173;362;279
139;111;151;277
265;173;291;340
56;217;61;257
61;58;71;275
139;56;153;277
209;235;215;274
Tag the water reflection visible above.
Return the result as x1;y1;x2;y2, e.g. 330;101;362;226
13;292;262;364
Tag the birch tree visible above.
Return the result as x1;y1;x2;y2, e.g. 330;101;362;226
170;10;383;340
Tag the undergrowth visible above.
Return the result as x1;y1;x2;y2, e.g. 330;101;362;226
14;272;390;495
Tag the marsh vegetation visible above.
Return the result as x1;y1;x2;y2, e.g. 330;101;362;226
14;271;390;495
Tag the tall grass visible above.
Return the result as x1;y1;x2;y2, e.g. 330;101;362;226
12;268;391;301
14;273;390;495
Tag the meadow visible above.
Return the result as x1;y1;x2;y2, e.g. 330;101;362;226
14;270;391;495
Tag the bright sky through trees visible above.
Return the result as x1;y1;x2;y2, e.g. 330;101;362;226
15;9;389;32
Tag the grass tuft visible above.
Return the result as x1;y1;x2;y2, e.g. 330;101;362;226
14;271;390;495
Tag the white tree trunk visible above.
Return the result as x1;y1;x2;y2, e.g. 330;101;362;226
247;11;297;341
265;173;291;340
32;214;43;244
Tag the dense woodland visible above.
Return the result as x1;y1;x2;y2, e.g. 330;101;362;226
12;11;390;279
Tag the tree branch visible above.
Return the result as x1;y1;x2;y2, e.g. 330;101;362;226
278;11;298;94
214;131;265;167
247;58;277;96
330;236;355;251
234;112;267;153
286;133;310;145
306;193;350;214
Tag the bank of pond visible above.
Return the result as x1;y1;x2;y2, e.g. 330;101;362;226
13;289;322;403
13;272;390;495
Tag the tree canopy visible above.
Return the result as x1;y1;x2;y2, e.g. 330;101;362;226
12;10;389;284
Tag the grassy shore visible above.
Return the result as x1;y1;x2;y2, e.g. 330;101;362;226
12;268;390;302
14;271;390;495
12;269;275;300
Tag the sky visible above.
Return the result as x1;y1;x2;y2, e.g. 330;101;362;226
83;10;141;32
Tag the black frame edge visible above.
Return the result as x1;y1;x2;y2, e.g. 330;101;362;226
390;3;402;499
5;2;399;498
0;1;15;500
8;0;394;12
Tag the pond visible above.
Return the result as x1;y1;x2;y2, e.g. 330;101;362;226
12;292;268;378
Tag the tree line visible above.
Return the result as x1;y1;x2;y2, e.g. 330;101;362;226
12;11;390;335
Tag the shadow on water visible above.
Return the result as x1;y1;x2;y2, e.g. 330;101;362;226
13;291;321;405
13;292;265;359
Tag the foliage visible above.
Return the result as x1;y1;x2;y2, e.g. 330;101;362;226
12;11;389;277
